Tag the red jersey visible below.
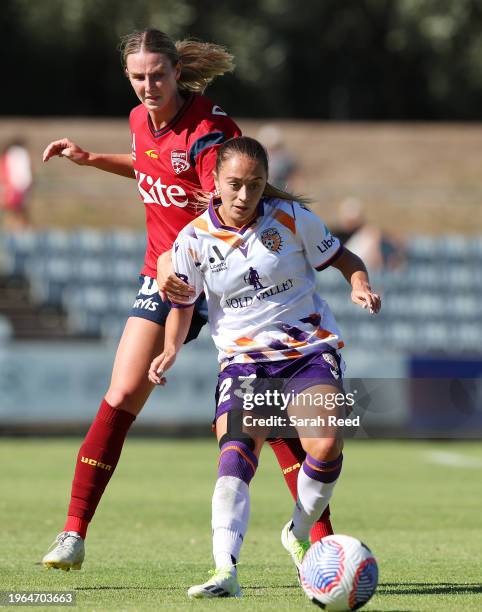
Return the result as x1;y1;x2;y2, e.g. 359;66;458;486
129;94;241;276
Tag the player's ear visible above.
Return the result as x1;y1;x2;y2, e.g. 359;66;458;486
174;61;182;81
213;171;220;195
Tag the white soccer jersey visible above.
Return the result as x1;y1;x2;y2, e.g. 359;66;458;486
172;198;345;365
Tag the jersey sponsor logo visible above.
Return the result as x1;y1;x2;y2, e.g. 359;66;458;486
171;149;190;174
212;105;227;116
209;246;227;272
261;228;283;253
145;149;159;159
225;278;294;308
244;267;266;290
135;170;189;208
317;235;336;254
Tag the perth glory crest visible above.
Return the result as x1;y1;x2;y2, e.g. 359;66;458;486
261;227;283;252
171;149;190;174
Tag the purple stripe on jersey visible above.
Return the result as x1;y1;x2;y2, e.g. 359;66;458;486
268;338;290;351
218;441;258;484
245;350;271;362
315;245;345;271
302;453;343;483
277;323;310;342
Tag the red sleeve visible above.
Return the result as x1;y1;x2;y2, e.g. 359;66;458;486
189;119;242;192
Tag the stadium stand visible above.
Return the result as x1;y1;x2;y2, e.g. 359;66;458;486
0;230;481;351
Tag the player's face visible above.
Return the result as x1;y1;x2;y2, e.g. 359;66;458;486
125;51;181;117
215;154;267;228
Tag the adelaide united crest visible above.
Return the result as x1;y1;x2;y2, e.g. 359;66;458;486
261;227;283;253
171;149;190;174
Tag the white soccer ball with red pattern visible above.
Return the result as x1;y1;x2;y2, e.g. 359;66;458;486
300;535;378;610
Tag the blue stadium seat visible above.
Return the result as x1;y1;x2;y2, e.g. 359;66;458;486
72;229;109;256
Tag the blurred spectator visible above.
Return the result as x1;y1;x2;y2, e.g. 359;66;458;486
334;197;405;271
0;139;32;231
257;124;299;190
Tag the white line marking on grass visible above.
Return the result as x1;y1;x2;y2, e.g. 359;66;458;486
426;451;482;469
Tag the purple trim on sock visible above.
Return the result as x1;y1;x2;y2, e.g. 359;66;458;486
218;441;258;484
302;452;343;483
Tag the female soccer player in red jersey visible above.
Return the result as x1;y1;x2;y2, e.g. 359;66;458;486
41;28;333;571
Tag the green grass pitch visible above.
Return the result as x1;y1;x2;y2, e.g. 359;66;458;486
1;438;481;610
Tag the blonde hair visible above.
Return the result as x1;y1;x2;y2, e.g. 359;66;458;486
119;28;235;93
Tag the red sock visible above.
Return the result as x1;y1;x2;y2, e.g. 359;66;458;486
267;438;334;542
64;399;135;539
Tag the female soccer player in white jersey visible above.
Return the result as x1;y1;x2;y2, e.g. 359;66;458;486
41;29;333;571
149;136;381;598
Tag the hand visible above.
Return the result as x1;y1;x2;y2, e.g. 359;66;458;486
157;251;196;303
148;349;177;385
351;283;381;314
42;138;89;165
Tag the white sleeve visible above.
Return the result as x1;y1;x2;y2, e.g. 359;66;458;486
295;204;343;270
170;232;205;308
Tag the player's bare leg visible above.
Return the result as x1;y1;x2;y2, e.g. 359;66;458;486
42;317;165;570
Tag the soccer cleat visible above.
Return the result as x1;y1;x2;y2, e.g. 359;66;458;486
281;521;310;573
187;567;241;599
42;531;85;571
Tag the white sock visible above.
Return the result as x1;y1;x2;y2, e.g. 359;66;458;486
291;468;338;541
212;475;250;571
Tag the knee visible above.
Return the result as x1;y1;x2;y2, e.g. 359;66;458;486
302;437;343;462
104;387;142;416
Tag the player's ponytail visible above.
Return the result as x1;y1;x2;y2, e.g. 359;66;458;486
175;40;235;93
120;29;234;93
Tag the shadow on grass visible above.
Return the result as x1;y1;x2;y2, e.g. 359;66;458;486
73;584;300;591
70;587;171;591
378;582;482;595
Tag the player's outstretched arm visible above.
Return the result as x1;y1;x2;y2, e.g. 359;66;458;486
148;305;195;385
331;248;381;314
157;251;196;303
42;138;135;178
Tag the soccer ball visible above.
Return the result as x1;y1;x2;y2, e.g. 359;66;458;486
300;535;378;610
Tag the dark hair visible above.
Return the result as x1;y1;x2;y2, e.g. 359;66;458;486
216;136;310;204
119;29;235;93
